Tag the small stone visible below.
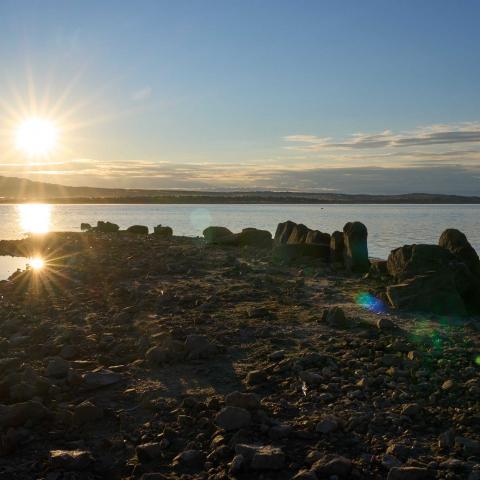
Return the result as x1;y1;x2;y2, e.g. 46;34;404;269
225;391;260;410
173;449;205;469
46;357;70;378
268;350;285;362
82;369;122;390
215;406;251;431
455;436;480;456
268;424;292;440
387;467;434;480
313;455;352;477
439;429;455;449
229;454;244;474
401;403;421;417
184;335;216;359
325;306;350;328
250;446;285;470
136;443;163;462
441;379;455;391
377;318;396;330
292;470;317;480
315;415;340;434
246;369;267;386
73;400;103;424
49;449;93;471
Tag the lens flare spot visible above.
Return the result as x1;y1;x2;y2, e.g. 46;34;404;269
356;291;386;314
29;257;44;270
475;356;480;367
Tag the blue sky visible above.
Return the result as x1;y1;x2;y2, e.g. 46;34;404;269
0;0;479;193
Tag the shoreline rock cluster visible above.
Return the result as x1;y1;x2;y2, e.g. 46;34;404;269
0;227;478;479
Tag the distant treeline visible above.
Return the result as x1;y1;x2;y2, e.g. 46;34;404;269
1;194;480;204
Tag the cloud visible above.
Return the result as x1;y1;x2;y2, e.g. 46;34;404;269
285;122;480;151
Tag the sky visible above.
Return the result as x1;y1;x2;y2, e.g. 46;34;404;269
0;0;479;194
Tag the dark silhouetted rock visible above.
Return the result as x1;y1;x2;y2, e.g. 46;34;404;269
153;225;173;238
49;449;93;471
288;224;310;244
274;220;296;245
343;222;369;272
387;273;467;315
272;244;330;262
203;226;234;244
387;244;454;280
305;230;330;245
330;231;344;263
387;466;434;480
96;221;120;233
127;225;149;234
80;223;91;231
0;401;49;428
369;259;389;277
215;406;251;430
235;228;272;248
439;228;480;277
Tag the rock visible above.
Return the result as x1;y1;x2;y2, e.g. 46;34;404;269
441;379;455;391
250;446;285;470
438;429;455;449
235;228;272;248
246;369;267;385
292;470;318;480
60;344;77;360
387;467;435;480
82;369;122;390
95;221;120;233
288;224;311;244
153;225;173;238
386;273;467;315
313;455;352;478
145;339;186;365
324;306;349;328
215;406;251;431
45;357;70;378
203;226;234;244
439;228;480;277
455;436;480;456
0;401;49;428
173;449;205;469
229;454;244;474
343;222;370;273
272;243;330;262
370;259;389;276
184;334;216;359
127;225;149;234
377;318;396;331
73;400;103;424
225;391;260;410
274;220;297;245
268;424;292;440
401;403;421;417
136;443;163;462
80;223;91;231
49;449;93;470
315;415;341;434
330;230;345;263
305;230;330;246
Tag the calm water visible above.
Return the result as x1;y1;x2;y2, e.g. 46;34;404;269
1;203;479;260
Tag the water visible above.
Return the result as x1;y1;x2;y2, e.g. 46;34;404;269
1;203;479;260
0;256;31;280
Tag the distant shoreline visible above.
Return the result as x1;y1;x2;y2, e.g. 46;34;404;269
1;196;480;205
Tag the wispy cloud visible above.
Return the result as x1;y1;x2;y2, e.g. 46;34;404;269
285;122;480;151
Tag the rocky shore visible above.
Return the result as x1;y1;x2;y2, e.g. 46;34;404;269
0;220;479;480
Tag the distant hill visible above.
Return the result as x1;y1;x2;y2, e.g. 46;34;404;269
0;175;479;204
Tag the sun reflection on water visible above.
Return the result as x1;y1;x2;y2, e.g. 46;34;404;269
17;204;52;234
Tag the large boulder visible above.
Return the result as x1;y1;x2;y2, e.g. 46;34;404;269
287;224;310;244
439;229;480;277
387;244;454;280
343;222;369;273
305;230;330;245
127;225;149;234
330;231;344;263
274;220;296;245
203;226;234;244
235;228;272;248
387;272;467;316
95;221;119;233
153;225;173;238
272;243;330;262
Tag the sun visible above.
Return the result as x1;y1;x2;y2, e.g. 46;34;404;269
15;118;58;156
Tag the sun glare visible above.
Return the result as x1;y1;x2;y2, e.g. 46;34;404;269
18;204;52;234
29;257;45;270
15;118;58;156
